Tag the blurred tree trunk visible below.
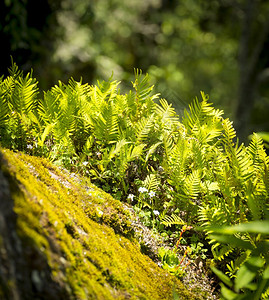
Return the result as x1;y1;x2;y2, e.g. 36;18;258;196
235;0;269;141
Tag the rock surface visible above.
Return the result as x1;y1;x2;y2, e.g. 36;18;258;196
0;149;200;300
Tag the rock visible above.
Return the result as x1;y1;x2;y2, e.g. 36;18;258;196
0;149;199;300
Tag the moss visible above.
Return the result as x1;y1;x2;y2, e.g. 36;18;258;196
0;148;199;299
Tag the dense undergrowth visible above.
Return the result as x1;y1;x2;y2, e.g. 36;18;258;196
0;63;269;299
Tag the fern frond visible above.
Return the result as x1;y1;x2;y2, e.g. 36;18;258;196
128;143;146;161
134;114;155;143
183;92;215;132
38;89;61;124
145;141;162;162
222;118;236;145
142;174;160;192
161;214;185;227
91;101;119;144
211;243;234;261
184;170;201;200
161;130;177;159
8;60;23;78
0;88;9;126
117;143;146;176
108;139;130;160
17;73;39;114
132;70;155;103
155;98;179;128
94;79;120;103
262;286;269;299
248;133;268;174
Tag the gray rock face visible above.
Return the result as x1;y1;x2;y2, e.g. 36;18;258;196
0;167;21;300
0;155;68;300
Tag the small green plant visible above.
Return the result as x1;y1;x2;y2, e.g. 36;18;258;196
189;242;208;260
158;246;190;278
158;225;193;277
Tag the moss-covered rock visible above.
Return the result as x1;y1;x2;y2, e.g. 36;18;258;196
0;149;199;300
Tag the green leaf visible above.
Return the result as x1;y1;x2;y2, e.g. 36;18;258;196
235;257;264;291
220;283;238;300
208;221;269;235
209;234;254;250
263;265;269;280
39;123;56;146
211;266;233;288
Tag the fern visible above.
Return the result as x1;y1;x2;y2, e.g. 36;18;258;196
183;92;213;131
221;118;236;145
161;214;186;227
142;174;160;192
134;114;155;144
183;170;201;201
132;69;155;103
1;64;269;268
155;98;180;130
0;79;9;127
262;286;269;299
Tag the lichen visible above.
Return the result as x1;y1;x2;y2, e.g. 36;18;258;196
0;148;200;299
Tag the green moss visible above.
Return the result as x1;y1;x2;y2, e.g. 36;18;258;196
0;148;199;299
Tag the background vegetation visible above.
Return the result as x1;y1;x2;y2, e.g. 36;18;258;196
1;0;269;141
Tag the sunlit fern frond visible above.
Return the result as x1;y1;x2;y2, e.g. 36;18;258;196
132;69;155;103
91;102;119;144
134;114;155;143
0;80;9;126
116;143;146;176
198;202;230;228
142;174;160;192
127;143;146;162
107;139;130;161
183;170;201;201
39;84;62;124
248;133;268;173
3;67;39;116
16;73;39;114
161;214;186;227
145;141;162;162
155;98;179;127
211;243;234;261
262;286;269;299
161;130;177;159
183;92;215;132
94;79;120;103
221;118;236;146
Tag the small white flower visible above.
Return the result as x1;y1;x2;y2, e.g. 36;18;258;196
127;194;135;201
138;187;148;193
82;161;88;166
148;191;156;198
96;208;103;217
27;144;33;149
153;210;160;216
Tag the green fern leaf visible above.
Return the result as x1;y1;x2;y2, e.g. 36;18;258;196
132;70;155;103
161;214;185;227
142;174;160;192
183;170;201;200
134;114;155;143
